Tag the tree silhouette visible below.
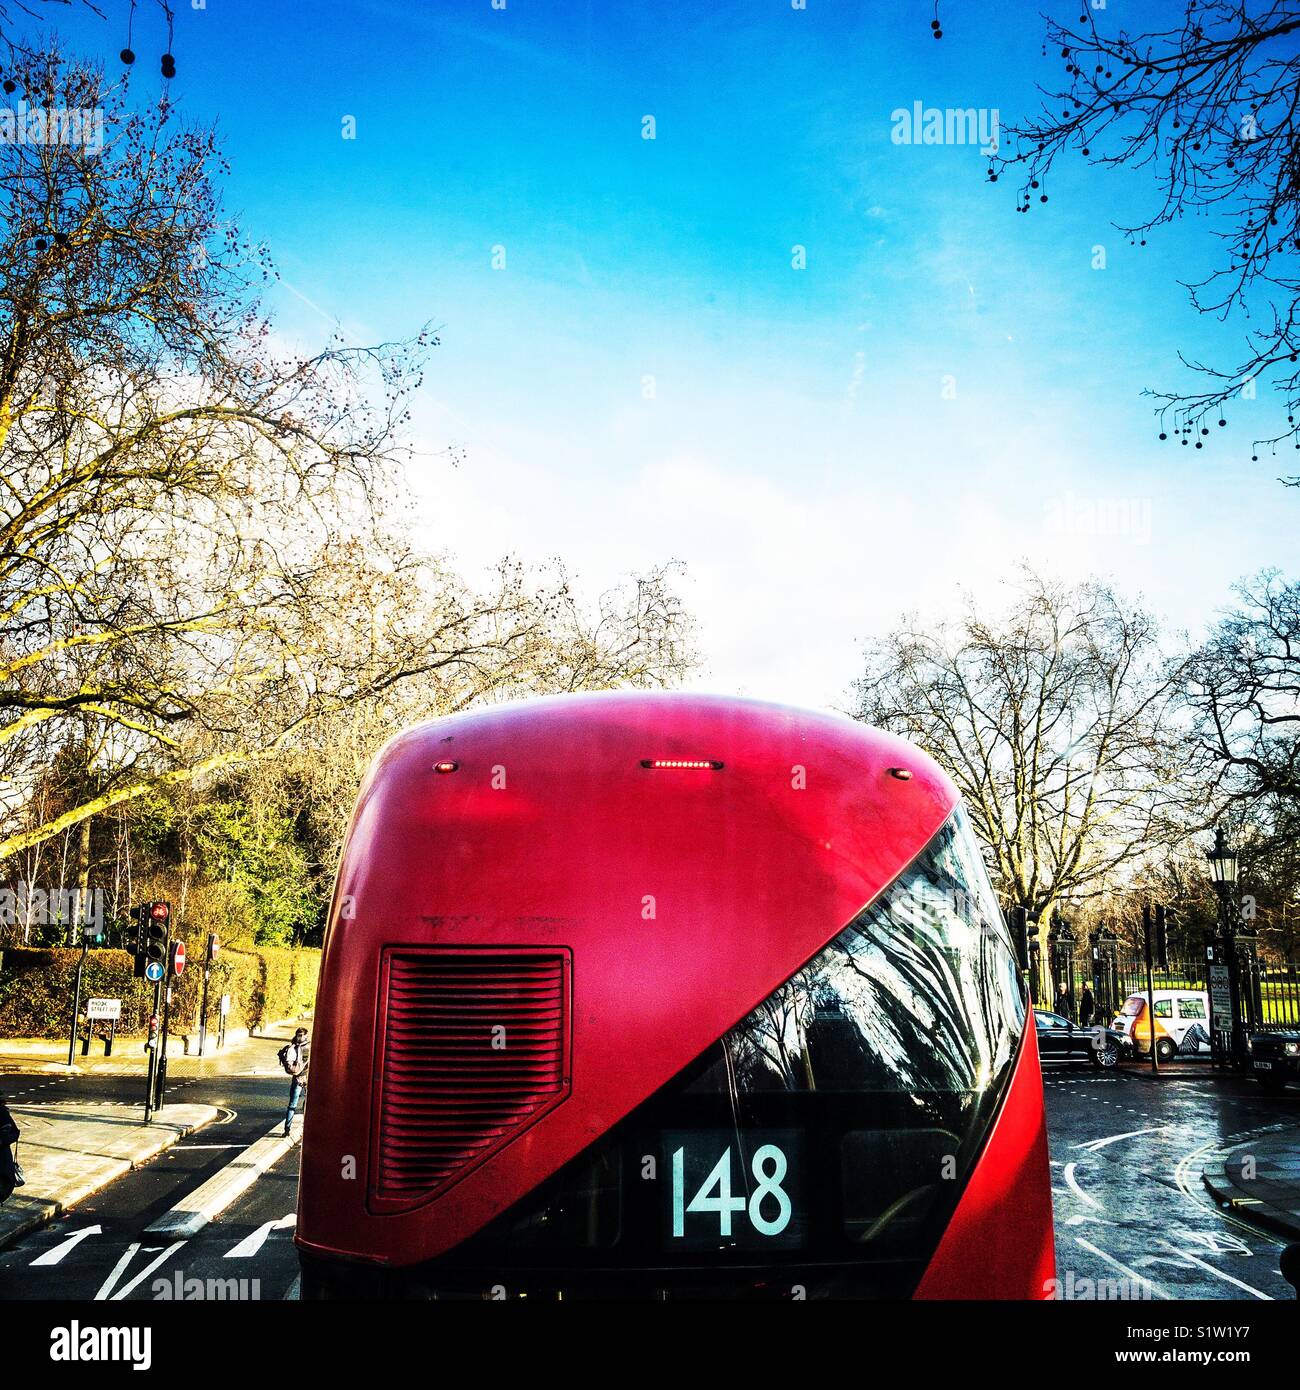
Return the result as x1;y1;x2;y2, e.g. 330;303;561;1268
0;3;175;69
986;2;1300;481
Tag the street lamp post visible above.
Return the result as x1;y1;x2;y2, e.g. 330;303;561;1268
1206;827;1244;1067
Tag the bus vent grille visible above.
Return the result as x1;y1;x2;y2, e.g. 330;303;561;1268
372;948;570;1204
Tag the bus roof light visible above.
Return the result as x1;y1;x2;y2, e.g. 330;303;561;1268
433;761;459;774
639;759;724;770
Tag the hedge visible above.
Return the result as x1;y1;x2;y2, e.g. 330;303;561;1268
0;942;321;1040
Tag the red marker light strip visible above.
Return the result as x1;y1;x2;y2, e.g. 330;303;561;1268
639;759;724;770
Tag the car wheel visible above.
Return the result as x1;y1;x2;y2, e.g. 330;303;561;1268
1155;1038;1176;1063
1090;1040;1119;1069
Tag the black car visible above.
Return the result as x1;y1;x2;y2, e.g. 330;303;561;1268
1034;1009;1130;1068
1248;1031;1300;1093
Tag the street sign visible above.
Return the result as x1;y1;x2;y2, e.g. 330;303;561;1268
171;940;186;977
86;998;121;1021
1210;961;1232;1033
219;993;231;1017
144;959;165;983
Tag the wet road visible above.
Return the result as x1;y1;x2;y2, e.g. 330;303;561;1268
1;1061;1296;1302
1043;1062;1300;1301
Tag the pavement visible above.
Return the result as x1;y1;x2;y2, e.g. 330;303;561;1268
0;1100;218;1249
0;1013;310;1077
1202;1129;1300;1240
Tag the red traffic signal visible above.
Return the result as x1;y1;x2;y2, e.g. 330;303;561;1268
150;901;170;921
170;940;186;977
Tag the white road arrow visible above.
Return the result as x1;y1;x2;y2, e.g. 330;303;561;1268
30;1224;102;1266
224;1212;296;1259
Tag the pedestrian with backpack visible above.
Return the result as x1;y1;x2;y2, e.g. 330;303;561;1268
279;1028;310;1138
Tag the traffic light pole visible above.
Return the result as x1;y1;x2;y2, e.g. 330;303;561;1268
198;932;215;1056
1143;903;1159;1077
156;974;172;1114
66;934;89;1068
143;976;162;1124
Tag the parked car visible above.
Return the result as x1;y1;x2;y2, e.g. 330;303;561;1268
1247;1031;1300;1094
1034;1009;1131;1068
1111;989;1212;1063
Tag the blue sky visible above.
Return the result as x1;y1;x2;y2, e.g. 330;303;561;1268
49;0;1300;708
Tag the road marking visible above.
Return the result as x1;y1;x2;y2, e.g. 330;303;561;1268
111;1242;186;1301
224;1213;296;1259
176;1143;250;1150
94;1242;138;1301
1171;1131;1285;1248
1158;1241;1272;1300
1074;1237;1170;1299
1172;1226;1252;1256
1076;1126;1171;1151
144;1123;296;1238
30;1225;102;1266
1063;1162;1102;1210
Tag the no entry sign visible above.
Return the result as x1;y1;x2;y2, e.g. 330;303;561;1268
171;940;186;977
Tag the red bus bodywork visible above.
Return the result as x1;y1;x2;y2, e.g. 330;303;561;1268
297;692;1054;1297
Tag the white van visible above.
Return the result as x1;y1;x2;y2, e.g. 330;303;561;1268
1112;990;1212;1062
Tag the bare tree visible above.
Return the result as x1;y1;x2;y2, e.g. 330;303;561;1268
1187;568;1300;802
0;53;698;864
852;569;1199;922
989;1;1300;475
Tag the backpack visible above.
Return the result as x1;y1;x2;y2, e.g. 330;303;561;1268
278;1044;298;1076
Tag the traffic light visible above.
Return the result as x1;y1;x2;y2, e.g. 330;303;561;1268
1155;904;1169;971
1009;905;1030;971
139;901;170;977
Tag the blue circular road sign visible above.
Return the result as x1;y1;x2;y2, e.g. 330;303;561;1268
144;960;165;982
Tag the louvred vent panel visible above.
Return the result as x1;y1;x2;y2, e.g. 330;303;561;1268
371;948;571;1208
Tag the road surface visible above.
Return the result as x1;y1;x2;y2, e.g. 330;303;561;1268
1043;1061;1299;1301
1;1060;1297;1300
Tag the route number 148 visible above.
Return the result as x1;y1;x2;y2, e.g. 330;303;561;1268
670;1143;792;1239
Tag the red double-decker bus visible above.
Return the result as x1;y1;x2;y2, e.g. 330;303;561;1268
296;692;1053;1298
